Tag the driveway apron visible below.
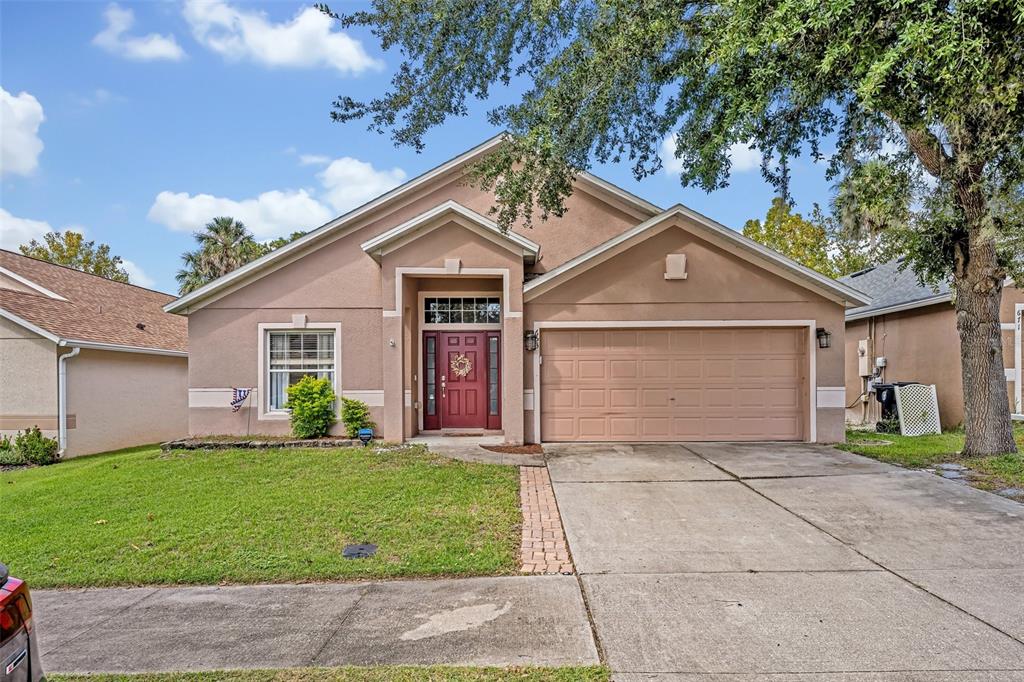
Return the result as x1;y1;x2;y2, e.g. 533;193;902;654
547;442;1024;679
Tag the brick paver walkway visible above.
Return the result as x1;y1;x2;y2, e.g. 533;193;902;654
519;466;573;574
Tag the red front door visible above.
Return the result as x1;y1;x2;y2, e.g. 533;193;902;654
423;331;500;430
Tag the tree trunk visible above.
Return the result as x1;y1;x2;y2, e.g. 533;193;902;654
954;224;1017;456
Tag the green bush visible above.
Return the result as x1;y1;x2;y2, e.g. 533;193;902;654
285;375;337;438
341;397;377;439
0;434;24;465
14;426;59;465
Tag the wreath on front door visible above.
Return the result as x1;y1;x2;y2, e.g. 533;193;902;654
450;353;473;377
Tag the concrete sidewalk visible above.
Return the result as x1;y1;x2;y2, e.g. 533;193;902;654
36;575;598;674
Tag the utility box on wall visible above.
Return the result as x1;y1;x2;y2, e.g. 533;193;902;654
858;339;871;376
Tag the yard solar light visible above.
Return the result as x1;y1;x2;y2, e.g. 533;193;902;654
816;328;832;349
524;330;539;351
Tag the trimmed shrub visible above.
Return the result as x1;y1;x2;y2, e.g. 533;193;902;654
286;376;337;438
341;398;376;439
0;434;24;465
15;426;60;465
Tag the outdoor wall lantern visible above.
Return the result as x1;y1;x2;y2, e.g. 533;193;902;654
524;330;539;352
816;328;832;349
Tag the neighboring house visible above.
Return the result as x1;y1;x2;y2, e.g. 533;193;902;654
0;250;188;457
165;136;869;444
840;258;1024;428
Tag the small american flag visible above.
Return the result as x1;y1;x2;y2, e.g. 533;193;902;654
230;388;252;412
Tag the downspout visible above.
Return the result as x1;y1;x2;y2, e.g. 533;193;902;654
58;346;80;456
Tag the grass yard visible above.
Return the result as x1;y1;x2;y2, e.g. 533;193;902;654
839;427;1024;494
48;667;609;682
0;445;520;588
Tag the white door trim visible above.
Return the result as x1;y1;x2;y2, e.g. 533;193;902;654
531;319;818;443
1016;304;1023;414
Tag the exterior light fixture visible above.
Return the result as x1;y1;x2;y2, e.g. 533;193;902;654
816;328;832;349
524;330;539;352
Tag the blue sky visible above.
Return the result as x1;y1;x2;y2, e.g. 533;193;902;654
1;1;837;293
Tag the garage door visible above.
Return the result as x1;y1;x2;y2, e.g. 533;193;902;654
540;327;807;441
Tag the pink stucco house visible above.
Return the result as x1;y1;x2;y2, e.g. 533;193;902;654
0;250;188;457
165;137;869;444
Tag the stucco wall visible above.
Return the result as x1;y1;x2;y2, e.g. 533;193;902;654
844;285;1024;428
181;171;624;439
524;221;848;443
0;316;58;437
65;348;188;457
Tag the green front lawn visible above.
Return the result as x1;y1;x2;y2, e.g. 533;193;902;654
0;445;520;588
50;667;609;682
838;428;1024;492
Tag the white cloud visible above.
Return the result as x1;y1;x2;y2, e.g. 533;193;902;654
121;259;155;287
728;141;762;172
1;88;45;177
147;155;406;238
318;157;407;213
299;154;331;166
0;209;51;250
147;188;334;239
659;135;685;175
183;0;382;74
93;3;185;62
73;88;124;109
660;134;762;175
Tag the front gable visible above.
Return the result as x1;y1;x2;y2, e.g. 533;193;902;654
528;223;825;307
165;135;659;315
525;206;869;308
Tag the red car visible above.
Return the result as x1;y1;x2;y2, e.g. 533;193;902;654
1;564;43;681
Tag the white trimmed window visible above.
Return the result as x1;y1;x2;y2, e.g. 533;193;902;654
267;330;336;411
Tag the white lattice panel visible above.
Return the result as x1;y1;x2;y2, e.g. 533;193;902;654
895;383;941;436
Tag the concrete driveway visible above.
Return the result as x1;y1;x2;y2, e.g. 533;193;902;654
545;442;1024;680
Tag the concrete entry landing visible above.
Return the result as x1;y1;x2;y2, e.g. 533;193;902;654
548;441;1024;678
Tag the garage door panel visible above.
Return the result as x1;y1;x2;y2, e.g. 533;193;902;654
674;359;702;379
609;388;638;408
670;330;702;352
642;388;672;408
577;388;606;408
540;327;807;442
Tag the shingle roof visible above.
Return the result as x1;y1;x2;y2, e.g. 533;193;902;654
0;249;187;353
838;258;950;320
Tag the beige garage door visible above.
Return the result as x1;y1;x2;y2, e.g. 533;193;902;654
540;327;808;442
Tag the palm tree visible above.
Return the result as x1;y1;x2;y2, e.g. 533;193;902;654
175;217;264;294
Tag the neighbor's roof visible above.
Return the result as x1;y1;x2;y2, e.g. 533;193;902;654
839;258;951;321
0;249;187;355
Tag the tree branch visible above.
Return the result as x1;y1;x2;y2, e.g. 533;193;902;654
896;121;953;178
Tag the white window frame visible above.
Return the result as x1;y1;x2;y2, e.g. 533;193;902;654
419;291;503;330
257;322;342;421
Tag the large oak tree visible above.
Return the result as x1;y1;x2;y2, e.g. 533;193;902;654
323;0;1024;454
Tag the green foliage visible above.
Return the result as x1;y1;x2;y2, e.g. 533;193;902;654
264;231;306;251
0;435;24;465
743;198;896;278
323;0;1024;267
19;231;130;283
340;397;377;439
175;217;267;294
285;376;337;438
744;198;832;275
14;426;59;465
